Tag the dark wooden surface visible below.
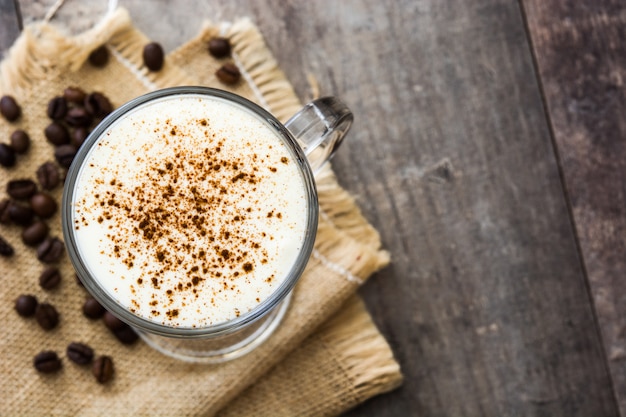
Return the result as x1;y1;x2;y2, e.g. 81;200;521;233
2;0;624;415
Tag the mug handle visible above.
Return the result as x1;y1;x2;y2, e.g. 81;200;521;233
284;97;354;175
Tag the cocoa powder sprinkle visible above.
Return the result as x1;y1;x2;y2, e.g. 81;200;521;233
73;101;304;327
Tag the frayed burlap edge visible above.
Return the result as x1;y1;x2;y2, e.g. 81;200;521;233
0;8;132;95
217;296;403;417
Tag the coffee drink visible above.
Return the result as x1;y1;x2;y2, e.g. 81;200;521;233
69;93;310;329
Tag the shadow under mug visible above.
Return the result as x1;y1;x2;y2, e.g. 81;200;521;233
62;86;353;363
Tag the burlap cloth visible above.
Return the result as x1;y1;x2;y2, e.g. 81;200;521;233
0;8;402;416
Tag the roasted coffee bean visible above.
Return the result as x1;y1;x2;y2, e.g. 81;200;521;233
22;221;49;246
0;95;21;121
46;96;68;120
34;350;62;373
10;130;30;154
113;326;139;345
36;161;61;190
103;311;138;344
8;202;34;225
15;294;38;317
83;296;105;319
208;37;231;58
7;179;37;200
54;144;77;169
71;127;89;148
142;42;164;71
216;63;241;85
0;234;14;257
67;342;94;365
84;92;113;118
39;266;61;290
63;86;87;104
35;303;59;330
44;122;70;146
0;199;11;224
65;107;93;127
92;356;114;383
0;143;16;167
30;192;58;218
37;237;65;263
89;45;109;67
103;310;125;332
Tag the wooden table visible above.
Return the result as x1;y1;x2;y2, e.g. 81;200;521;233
2;1;625;415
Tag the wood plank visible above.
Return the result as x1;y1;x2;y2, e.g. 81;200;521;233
0;0;21;52
522;0;626;415
267;1;615;415
5;0;619;415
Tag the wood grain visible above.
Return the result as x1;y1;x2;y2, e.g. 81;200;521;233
0;0;20;52
2;0;621;415
522;0;626;414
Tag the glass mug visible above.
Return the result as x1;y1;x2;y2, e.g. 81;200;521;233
62;86;352;363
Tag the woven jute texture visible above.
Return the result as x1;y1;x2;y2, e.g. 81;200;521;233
0;8;402;416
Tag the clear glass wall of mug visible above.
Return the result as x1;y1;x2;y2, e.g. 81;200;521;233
62;87;352;363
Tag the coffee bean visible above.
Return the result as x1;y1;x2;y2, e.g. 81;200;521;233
0;143;16;167
71;127;90;148
0;199;11;224
34;351;62;373
83;296;105;319
15;294;38;317
39;266;61;290
44;122;70;146
0;95;21;121
10;130;30;154
47;96;68;120
7;179;37;200
216;63;241;85
92;356;114;383
65;107;93;127
54;144;77;169
37;237;65;263
142;42;164;71
103;311;139;344
0;234;14;257
66;342;94;365
22;221;49;246
84;92;113;118
113;326;139;345
103;310;125;332
8;202;34;225
63;86;87;104
208;37;231;58
89;45;109;67
35;303;59;330
36;161;61;190
30;192;58;219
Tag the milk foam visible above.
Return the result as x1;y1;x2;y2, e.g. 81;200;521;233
72;94;309;328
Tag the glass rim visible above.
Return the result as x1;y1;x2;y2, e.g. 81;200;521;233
61;86;319;338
